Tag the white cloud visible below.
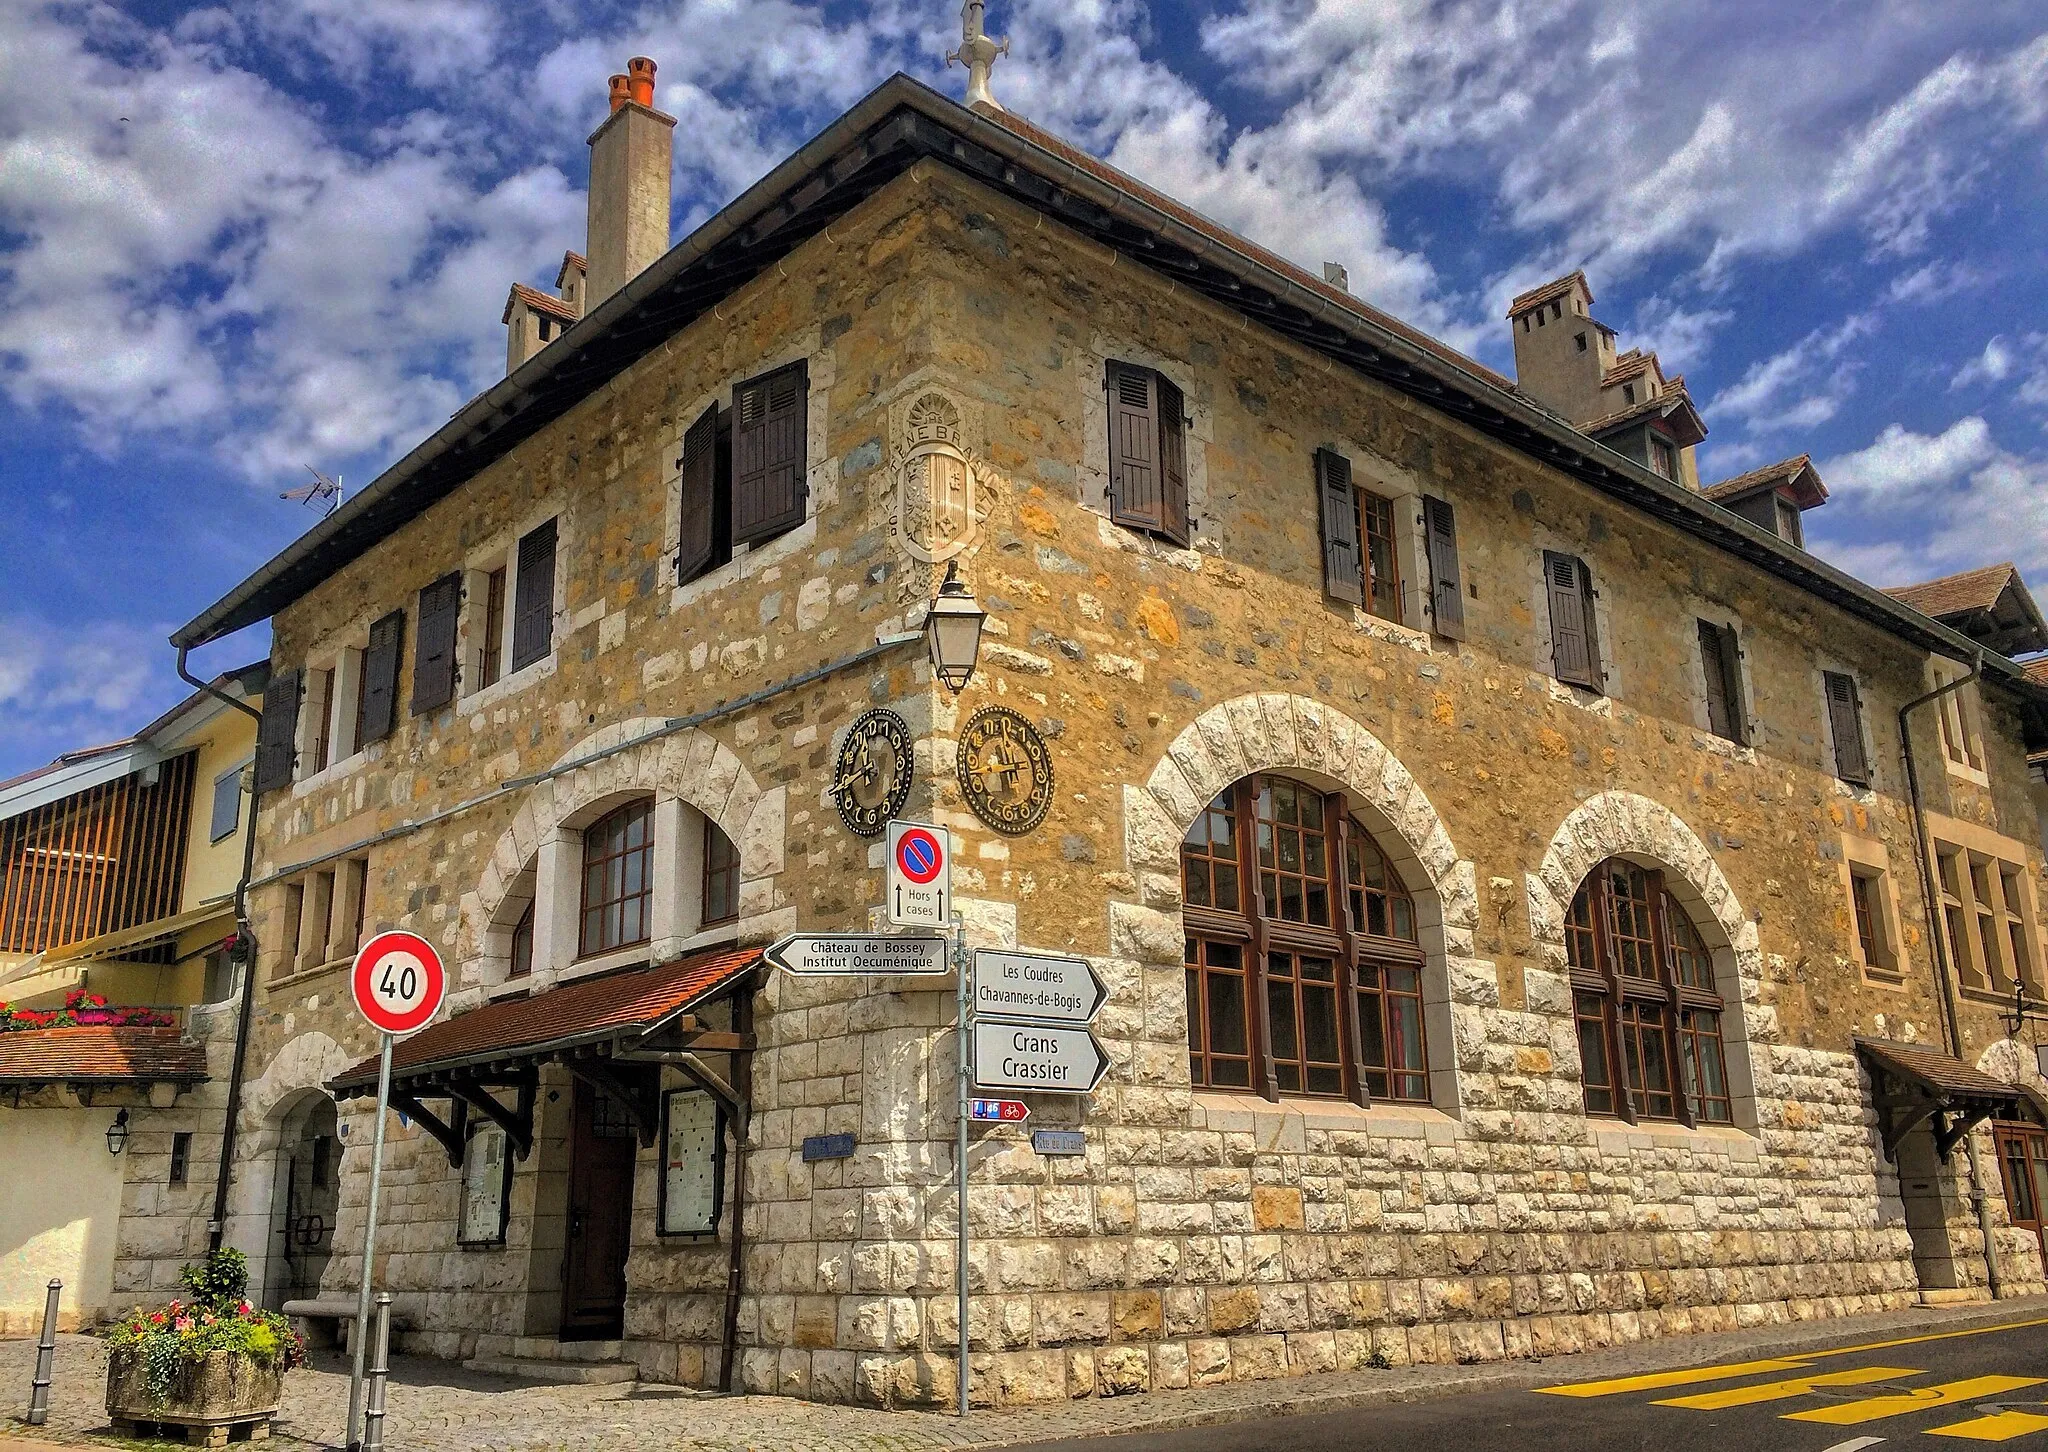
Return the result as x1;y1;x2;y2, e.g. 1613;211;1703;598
1708;314;1874;433
1884;259;1986;305
0;617;171;767
1811;416;2048;584
1951;337;2018;389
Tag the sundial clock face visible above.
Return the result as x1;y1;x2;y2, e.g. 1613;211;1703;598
956;705;1054;836
831;709;914;838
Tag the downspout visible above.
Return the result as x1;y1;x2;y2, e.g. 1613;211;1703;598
176;646;265;1254
1898;647;2003;1297
717;984;755;1393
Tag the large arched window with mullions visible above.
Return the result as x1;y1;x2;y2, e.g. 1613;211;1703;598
1567;858;1732;1125
1182;776;1430;1104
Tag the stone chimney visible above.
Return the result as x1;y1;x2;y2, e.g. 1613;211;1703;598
584;56;675;308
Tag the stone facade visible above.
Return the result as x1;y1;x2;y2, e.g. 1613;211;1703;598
208;136;2048;1413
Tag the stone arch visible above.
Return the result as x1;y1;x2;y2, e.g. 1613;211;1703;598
228;1031;351;1296
1527;791;1765;1126
1125;693;1475;934
1122;692;1480;1111
462;720;785;980
1977;1039;2048;1097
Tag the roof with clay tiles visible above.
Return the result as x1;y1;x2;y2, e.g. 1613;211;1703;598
0;1027;208;1085
1507;270;1593;318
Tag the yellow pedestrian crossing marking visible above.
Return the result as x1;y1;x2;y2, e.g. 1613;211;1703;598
1536;1357;1814;1398
1929;1409;2048;1441
1652;1365;1916;1411
1785;1375;2046;1426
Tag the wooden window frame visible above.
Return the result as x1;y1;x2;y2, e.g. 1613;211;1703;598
1696;619;1747;745
1822;669;1871;787
1544;550;1604;691
168;1131;192;1187
510;518;558;675
1565;858;1732;1126
578;799;654;959
1181;775;1429;1107
1358;489;1403;623
477;564;508;691
508;897;535;980
702;819;740;927
209;761;245;844
1105;361;1191;547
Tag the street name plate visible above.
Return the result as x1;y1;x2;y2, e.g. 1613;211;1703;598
971;949;1107;1026
766;933;949;977
1032;1130;1086;1156
973;1020;1109;1094
802;1133;856;1162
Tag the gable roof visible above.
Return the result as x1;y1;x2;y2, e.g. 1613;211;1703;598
1884;564;2048;658
165;75;2048;727
501;282;580;326
1582;386;1707;448
1507;271;1592;318
1705;455;1828;511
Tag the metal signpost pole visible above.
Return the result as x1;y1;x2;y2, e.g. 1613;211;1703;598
953;909;970;1419
345;1032;394;1452
27;1277;59;1425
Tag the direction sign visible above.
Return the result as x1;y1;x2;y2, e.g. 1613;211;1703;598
969;1098;1030;1123
766;933;949;977
886;820;950;928
971;950;1106;1026
973;1020;1110;1094
350;930;445;1037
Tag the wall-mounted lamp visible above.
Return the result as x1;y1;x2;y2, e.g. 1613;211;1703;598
924;561;987;694
105;1108;130;1156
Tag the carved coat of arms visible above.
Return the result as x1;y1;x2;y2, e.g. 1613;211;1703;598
888;391;991;564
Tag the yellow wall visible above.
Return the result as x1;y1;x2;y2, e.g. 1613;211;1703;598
0;1106;126;1334
179;693;261;914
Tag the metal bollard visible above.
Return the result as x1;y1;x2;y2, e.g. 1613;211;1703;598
363;1294;392;1452
27;1278;61;1426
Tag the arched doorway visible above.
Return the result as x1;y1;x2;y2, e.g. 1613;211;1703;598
263;1093;339;1308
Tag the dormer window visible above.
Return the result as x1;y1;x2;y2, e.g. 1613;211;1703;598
1775;496;1804;547
1651;438;1677;481
1623;383;1636;405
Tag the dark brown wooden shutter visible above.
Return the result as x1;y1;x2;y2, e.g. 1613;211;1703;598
1825;670;1869;785
511;518;556;672
411;574;461;715
1158;375;1190;546
358;609;405;746
1106;362;1163;532
1424;495;1465;639
1316;449;1363;604
1698;620;1745;743
1546;550;1598;688
732;361;807;545
675;403;719;582
252;669;301;795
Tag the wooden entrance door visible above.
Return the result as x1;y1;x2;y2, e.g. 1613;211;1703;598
561;1081;638;1340
1994;1121;2048;1266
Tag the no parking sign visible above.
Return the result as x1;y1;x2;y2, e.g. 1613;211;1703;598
886;820;950;928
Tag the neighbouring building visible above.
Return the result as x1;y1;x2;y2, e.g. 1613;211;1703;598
162;49;2048;1410
0;664;265;1333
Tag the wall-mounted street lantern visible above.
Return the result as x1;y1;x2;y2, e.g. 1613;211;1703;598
105;1108;129;1155
924;561;987;693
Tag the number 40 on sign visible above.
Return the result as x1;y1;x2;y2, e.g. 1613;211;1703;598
351;930;447;1038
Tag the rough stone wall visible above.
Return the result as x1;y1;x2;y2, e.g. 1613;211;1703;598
215;161;2048;1407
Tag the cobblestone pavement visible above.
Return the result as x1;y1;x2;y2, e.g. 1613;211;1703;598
7;1296;2048;1452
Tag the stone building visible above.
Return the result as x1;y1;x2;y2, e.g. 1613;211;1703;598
164;57;2048;1408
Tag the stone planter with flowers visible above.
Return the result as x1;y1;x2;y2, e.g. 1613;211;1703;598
104;1250;304;1447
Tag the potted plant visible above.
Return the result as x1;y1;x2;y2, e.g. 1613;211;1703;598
105;1249;305;1446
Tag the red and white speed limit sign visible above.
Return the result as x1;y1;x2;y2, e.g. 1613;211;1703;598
350;930;446;1037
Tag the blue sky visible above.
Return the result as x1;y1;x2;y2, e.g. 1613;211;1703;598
1;0;2045;778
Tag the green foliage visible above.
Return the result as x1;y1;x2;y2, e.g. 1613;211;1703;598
110;1253;302;1407
178;1248;249;1314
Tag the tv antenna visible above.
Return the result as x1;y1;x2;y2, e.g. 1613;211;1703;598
281;466;341;516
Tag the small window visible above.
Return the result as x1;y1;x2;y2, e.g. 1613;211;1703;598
537;316;553;343
1775;496;1804;548
168;1132;192;1186
1697;620;1746;744
477;566;507;690
1623;383;1636;405
309;1134;332;1189
1575;332;1588;352
202;950;235;1004
1105;362;1190;546
2002;868;2039;991
305;668;334;775
1544;551;1604;690
510;519;558;674
703;821;739;926
1934;664;1985;773
1359;491;1402;622
1651;438;1677;480
345;858;369;957
1822;671;1870;786
1850;868;1898;977
580;800;653;957
277;883;305;981
209;763;244;843
508;898;534;979
1551;300;1562;320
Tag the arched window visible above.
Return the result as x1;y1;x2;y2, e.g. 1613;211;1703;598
1567;858;1731;1124
579;799;653;957
1182;776;1427;1103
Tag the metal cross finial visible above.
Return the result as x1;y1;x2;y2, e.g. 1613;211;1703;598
947;0;1009;111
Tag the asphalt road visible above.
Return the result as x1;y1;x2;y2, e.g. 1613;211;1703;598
1008;1316;2048;1452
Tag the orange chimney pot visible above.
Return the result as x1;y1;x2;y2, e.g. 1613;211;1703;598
626;56;656;110
607;74;630;113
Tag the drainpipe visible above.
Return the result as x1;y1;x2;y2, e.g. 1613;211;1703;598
716;986;755;1393
1898;647;2003;1298
176;646;265;1254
